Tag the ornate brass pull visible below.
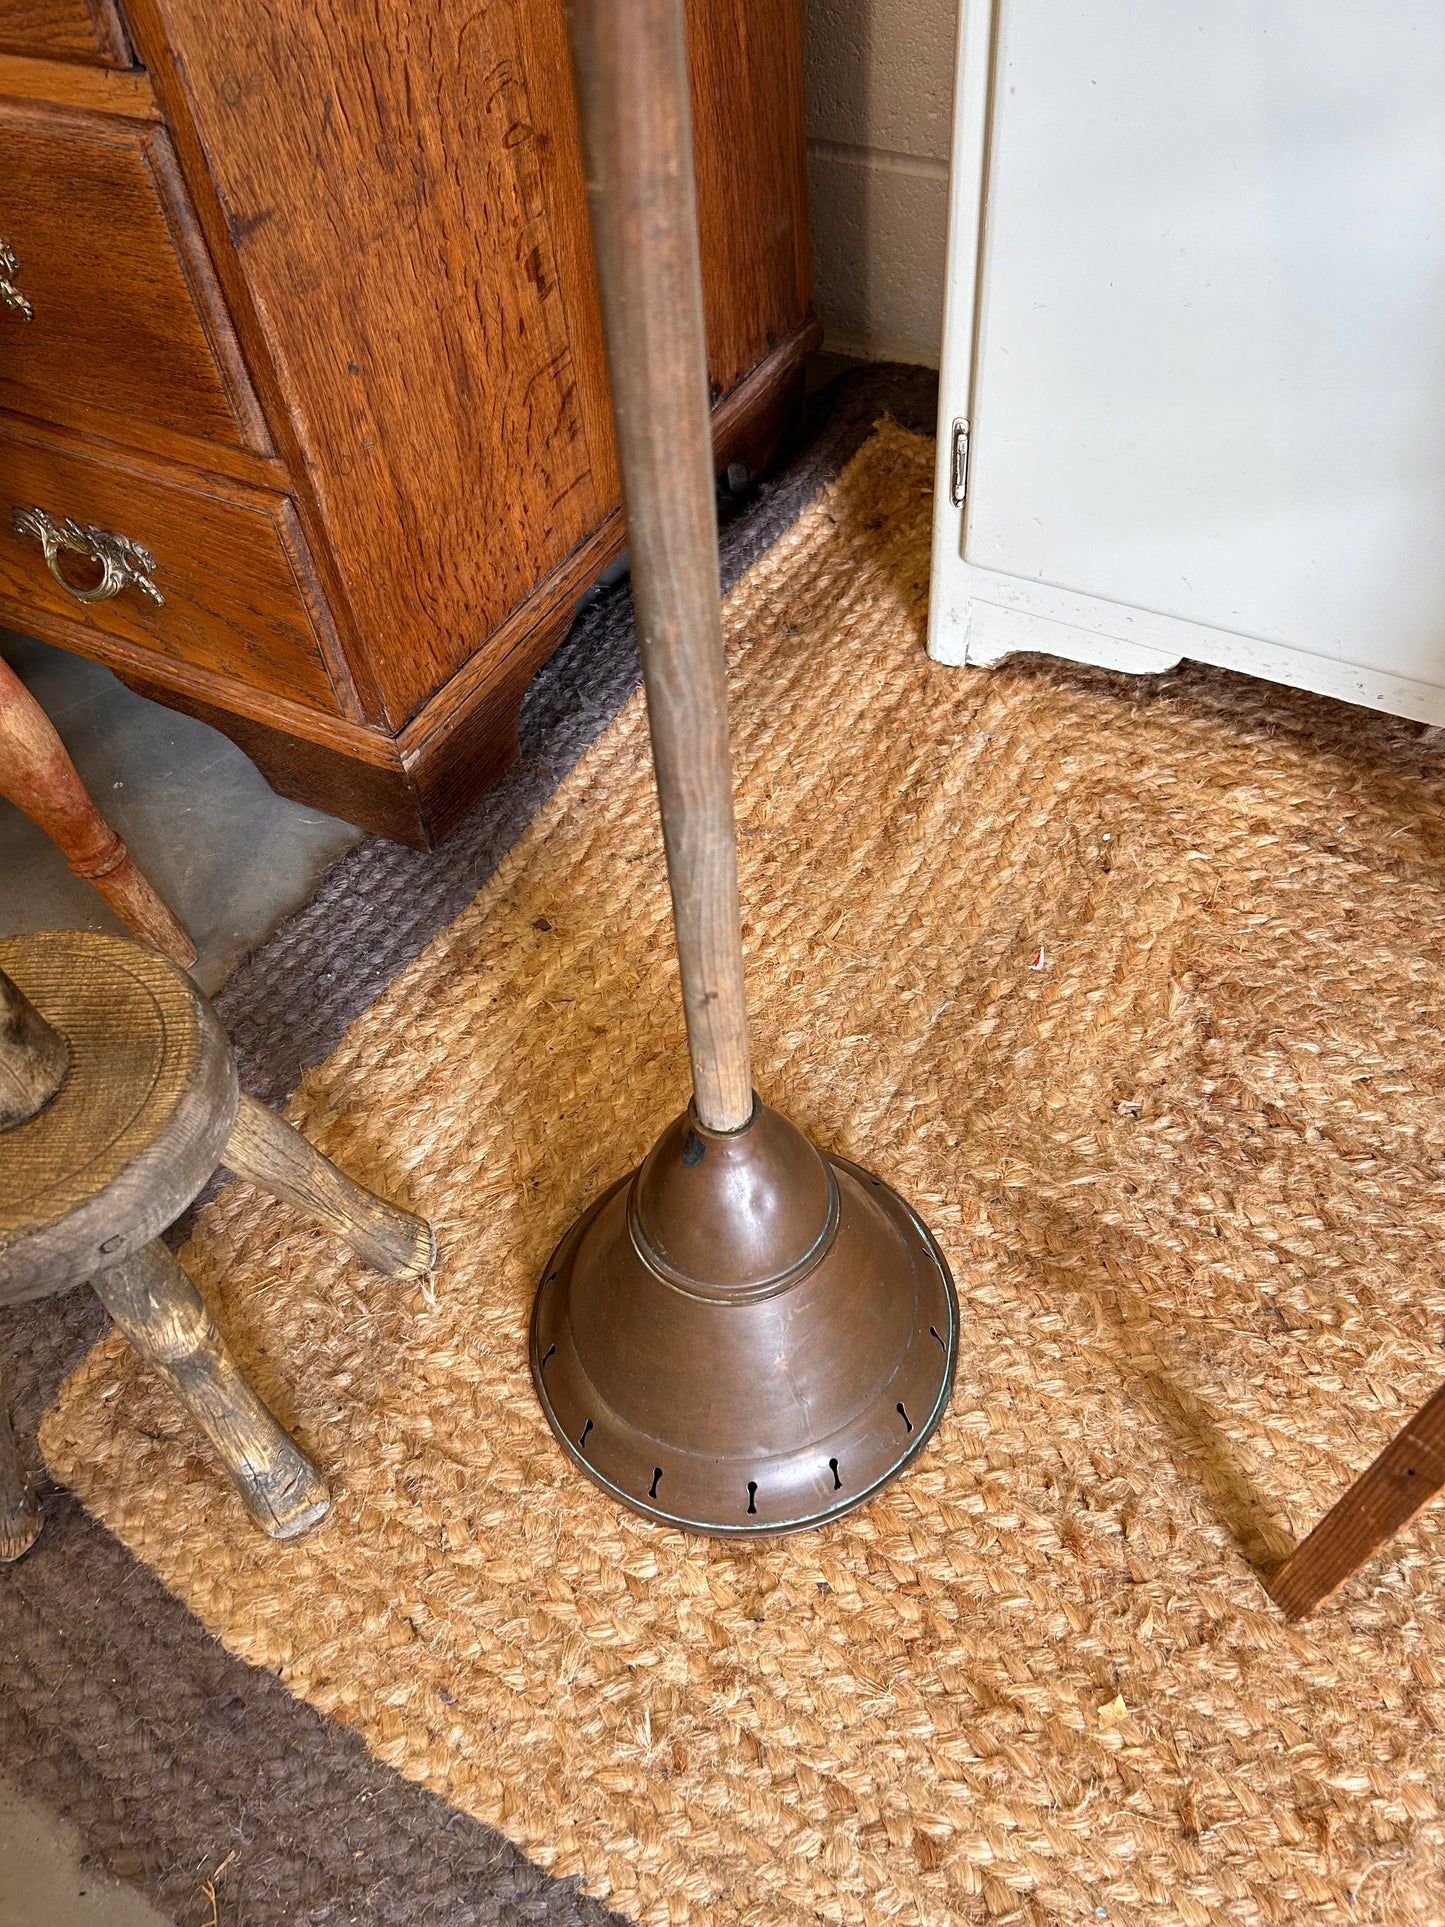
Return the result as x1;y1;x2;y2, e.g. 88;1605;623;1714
0;239;33;321
12;507;164;606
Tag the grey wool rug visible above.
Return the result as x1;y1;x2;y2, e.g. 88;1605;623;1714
0;366;938;1927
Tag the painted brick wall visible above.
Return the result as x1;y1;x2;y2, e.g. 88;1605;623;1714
803;0;959;366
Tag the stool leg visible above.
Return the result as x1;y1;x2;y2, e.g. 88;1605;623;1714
92;1240;329;1540
224;1092;435;1282
0;1362;42;1560
0;654;196;968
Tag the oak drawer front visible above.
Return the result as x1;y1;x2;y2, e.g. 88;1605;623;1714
0;112;266;457
0;429;345;712
0;0;132;66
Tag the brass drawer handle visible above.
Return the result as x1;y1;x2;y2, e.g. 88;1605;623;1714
12;506;165;606
0;238;33;321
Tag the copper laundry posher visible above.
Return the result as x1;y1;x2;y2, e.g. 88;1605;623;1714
530;0;958;1535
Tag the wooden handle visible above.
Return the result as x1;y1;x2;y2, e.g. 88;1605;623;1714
0;964;69;1132
93;1239;329;1540
224;1093;436;1281
565;0;753;1131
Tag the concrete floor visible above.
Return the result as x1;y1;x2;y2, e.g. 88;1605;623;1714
0;1783;170;1927
1;629;364;1926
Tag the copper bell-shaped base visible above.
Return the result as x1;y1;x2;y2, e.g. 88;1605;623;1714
531;1099;958;1536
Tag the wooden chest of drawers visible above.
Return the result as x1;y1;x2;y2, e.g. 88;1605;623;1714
0;2;816;844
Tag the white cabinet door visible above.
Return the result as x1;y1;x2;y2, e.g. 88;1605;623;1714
929;0;1445;723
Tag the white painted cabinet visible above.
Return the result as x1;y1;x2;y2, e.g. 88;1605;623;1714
929;1;1445;723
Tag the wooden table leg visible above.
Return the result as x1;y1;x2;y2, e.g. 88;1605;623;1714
92;1240;330;1540
0;1360;42;1561
1269;1382;1445;1619
0;654;196;968
224;1092;435;1281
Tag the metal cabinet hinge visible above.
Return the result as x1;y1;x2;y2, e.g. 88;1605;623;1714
949;420;969;507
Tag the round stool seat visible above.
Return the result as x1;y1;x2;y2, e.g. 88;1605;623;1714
0;931;237;1304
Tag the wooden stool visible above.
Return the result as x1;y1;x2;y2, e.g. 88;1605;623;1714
0;652;195;968
0;929;435;1560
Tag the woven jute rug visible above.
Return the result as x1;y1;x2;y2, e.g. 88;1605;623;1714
41;421;1445;1927
2;366;932;1927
